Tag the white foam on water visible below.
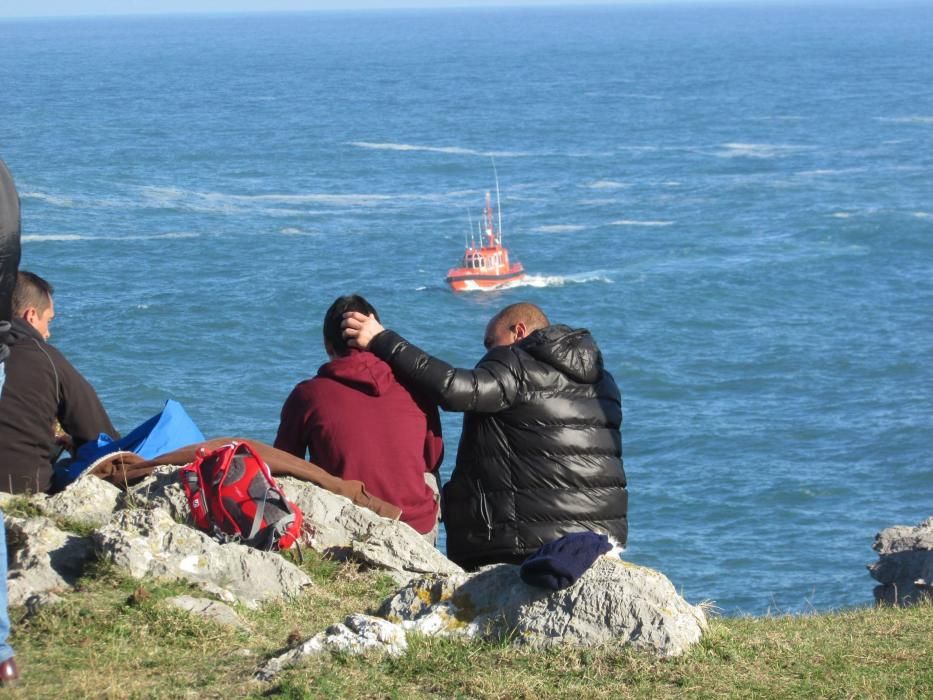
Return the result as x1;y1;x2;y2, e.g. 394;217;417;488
610;219;674;227
22;231;198;242
616;92;663;100
715;142;810;158
586;179;629;190
615;145;661;153
532;224;586;234
514;271;614;289
913;211;932;219
21;191;76;207
280;227;317;236
142;185;394;210
578;198;617;206
140;185;474;213
22;234;85;242
797;167;867;177
750;115;807;122
348;141;528;157
831;212;852;219
876;116;933;125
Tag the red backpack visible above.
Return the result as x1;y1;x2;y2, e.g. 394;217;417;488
180;441;304;551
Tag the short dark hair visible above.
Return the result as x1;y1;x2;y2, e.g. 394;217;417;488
12;271;54;316
492;302;549;334
323;294;380;357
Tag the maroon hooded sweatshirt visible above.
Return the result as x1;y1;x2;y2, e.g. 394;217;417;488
274;349;443;534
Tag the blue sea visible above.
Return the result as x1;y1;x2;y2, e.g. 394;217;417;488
1;3;931;615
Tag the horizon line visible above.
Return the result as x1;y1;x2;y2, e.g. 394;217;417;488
0;0;911;23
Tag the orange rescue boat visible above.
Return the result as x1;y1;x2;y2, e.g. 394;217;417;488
446;190;525;292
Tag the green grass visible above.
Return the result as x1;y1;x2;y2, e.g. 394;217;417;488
7;553;932;699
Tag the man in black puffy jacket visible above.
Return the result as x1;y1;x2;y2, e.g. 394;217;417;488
344;302;627;570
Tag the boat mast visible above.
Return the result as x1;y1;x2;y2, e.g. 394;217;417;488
466;208;474;251
492;158;503;245
484;191;496;247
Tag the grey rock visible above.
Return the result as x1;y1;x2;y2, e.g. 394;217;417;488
5;515;95;606
166;595;247;629
869;516;933;606
123;465;191;522
378;556;707;658
93;507;312;609
256;613;407;681
277;476;462;582
42;474;122;528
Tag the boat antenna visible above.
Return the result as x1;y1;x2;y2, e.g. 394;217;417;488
466;208;473;250
492;157;503;244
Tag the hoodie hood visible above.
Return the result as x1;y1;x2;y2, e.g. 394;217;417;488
317;349;396;397
520;324;603;384
5;317;42;345
1;318;44;365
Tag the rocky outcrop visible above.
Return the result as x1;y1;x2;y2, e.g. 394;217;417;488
93;508;312;609
276;476;462;582
868;516;933;606
123;466;191;521
257;555;707;679
379;557;706;656
117;468;461;583
42;474;122;528
1;462;460;609
256;614;408;680
4;515;94;606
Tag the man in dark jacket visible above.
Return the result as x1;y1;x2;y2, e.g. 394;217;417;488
274;295;444;539
344;302;627;570
0;271;117;494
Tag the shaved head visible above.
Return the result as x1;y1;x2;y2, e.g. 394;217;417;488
484;302;549;350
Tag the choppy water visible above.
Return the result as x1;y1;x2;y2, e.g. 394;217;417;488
1;3;931;614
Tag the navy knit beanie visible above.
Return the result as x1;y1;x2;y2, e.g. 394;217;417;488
519;531;613;590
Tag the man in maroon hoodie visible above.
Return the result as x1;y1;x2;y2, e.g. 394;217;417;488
274;295;444;540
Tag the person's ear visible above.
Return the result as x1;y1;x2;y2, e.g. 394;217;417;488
513;322;527;341
22;307;36;325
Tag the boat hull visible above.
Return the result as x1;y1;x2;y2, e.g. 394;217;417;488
446;265;525;292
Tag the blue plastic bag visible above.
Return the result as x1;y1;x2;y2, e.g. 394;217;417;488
54;399;205;490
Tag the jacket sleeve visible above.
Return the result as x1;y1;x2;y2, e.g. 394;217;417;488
369;329;521;414
52;348;118;449
273;385;309;459
423;403;444;475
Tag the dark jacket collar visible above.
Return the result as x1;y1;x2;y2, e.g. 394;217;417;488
8;317;44;344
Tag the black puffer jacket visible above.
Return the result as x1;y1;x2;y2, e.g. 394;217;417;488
369;324;626;569
0;158;21;323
